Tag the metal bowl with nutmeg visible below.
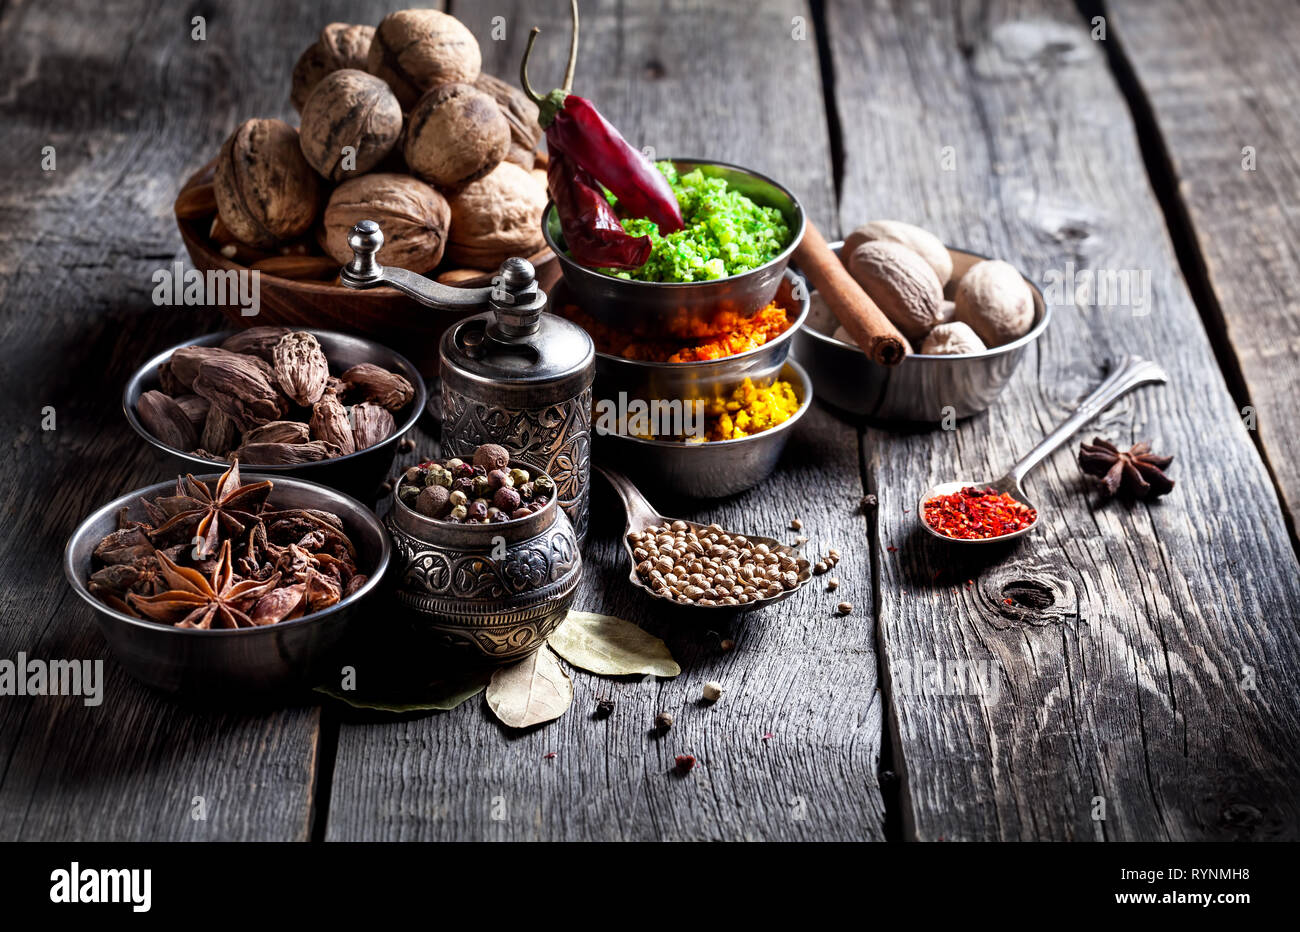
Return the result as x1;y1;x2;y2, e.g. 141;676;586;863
124;328;426;498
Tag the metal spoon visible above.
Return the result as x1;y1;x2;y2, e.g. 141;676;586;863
596;465;812;610
917;354;1169;544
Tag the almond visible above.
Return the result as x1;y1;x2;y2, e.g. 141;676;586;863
250;255;340;281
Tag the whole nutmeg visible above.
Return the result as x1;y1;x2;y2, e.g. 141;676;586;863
214;119;320;249
446;162;547;269
843;219;954;287
847;240;944;341
920;321;987;356
367;9;482;109
321;173;450;273
299;69;402;181
291;23;374;113
405;83;509;189
953;259;1035;347
473;72;543;169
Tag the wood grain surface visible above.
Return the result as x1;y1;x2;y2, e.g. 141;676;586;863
1;0;1297;842
322;0;883;842
1106;0;1300;536
0;0;400;842
827;0;1300;840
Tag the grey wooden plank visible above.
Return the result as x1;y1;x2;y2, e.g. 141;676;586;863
0;0;401;841
1106;0;1300;535
325;0;883;841
827;0;1300;840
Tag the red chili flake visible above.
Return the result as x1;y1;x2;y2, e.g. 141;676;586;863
1003;598;1014;605
542;751;557;760
887;545;898;552
762;731;775;742
675;754;696;773
932;569;942;581
922;486;1037;540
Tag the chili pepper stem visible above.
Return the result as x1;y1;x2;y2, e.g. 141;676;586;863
520;0;581;107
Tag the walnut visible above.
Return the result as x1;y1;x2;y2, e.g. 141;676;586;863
405;83;509;188
366;9;481;109
291;23;374;113
321;173;450;273
473;72;542;169
214;119;320;249
446;162;547;270
299;69;403;182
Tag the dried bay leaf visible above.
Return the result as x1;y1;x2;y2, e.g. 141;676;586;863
486;646;572;728
548;611;681;677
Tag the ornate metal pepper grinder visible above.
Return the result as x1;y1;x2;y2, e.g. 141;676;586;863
341;220;595;542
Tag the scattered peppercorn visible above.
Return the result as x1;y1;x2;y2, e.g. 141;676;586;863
814;561;828;575
827;577;839;590
595;698;615;718
859;494;878;513
398;436;415;453
790;518;802;531
654;711;674;733
675;754;696;773
837;601;853;615
702;681;723;702
720;638;735;651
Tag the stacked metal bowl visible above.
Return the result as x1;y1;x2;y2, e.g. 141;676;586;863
544;159;812;499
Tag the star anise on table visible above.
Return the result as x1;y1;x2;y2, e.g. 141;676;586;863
151;460;272;558
1078;437;1175;498
128;540;281;629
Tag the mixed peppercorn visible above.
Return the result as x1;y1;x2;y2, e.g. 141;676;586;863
397;443;555;524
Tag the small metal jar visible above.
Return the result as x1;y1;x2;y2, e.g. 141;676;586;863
340;221;595;542
385;468;582;664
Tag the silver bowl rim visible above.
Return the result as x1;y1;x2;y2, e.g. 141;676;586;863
565;265;811;371
599;357;814;451
122;328;427;472
541;157;807;289
62;472;392;638
798;241;1053;361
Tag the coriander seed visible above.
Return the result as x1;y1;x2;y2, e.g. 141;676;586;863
837;601;853;615
654;711;674;733
702;681;723;702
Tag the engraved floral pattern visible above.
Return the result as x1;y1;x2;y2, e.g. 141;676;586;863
441;385;591;541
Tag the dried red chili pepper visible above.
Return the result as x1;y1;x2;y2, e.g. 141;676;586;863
922;486;1037;540
521;0;684;260
547;151;652;268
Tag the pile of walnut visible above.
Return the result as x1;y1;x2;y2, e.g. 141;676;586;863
174;11;548;284
136;327;414;464
821;220;1035;356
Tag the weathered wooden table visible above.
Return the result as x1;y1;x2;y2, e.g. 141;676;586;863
2;0;1298;842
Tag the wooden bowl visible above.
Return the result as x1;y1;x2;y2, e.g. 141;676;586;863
174;162;556;377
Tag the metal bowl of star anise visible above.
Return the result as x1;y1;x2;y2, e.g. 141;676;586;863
63;464;390;694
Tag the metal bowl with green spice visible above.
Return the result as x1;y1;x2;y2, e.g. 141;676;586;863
603;161;792;282
543;158;806;333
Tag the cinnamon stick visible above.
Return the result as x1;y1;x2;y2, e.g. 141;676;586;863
794;221;910;366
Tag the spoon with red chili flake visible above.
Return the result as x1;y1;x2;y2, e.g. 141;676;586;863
917;355;1168;543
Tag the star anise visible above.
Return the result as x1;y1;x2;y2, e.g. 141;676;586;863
128;540;281;629
1078;437;1175;498
151;460;272;558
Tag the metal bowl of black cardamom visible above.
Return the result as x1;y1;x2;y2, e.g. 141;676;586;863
123;328;427;499
63;472;391;696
